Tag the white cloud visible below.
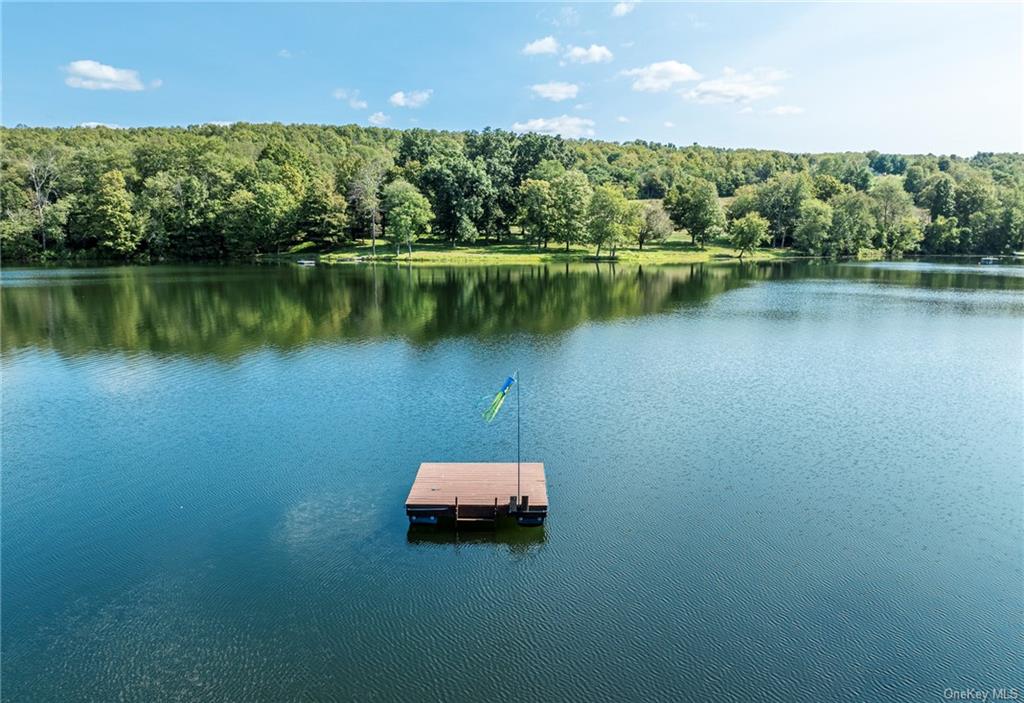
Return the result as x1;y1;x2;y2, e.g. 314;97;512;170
612;2;636;17
531;81;579;102
389;89;432;108
277;49;292;59
573;103;591;111
565;44;614;64
64;60;145;91
511;115;595;138
333;88;368;109
684;67;788;104
767;105;804;116
149;79;163;89
78;122;124;129
616;115;630;123
737;106;754;115
206;121;235;126
368;112;390;126
663;121;675;128
522;36;559;55
621;60;701;92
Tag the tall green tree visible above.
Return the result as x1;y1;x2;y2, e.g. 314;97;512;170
24;151;62;253
813;174;846;201
883;216;923;258
221;183;296;255
587;185;635;258
518;178;555;250
664;177;725;249
635;200;673;250
139;172;216;259
923;215;961;254
903;164;928;195
793;199;833;256
729;212;769;260
753;173;812;248
465;128;518;240
91;170;138;258
954;176;994;225
420;153;492;245
869;176;914;253
828;191;875;256
297;173;348;246
348;156;390;257
927;174;956;219
727;185;760;221
382;179;432;256
549;170;592;252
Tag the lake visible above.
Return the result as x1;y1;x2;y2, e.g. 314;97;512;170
2;261;1021;702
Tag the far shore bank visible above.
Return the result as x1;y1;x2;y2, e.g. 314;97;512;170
263;236;818;267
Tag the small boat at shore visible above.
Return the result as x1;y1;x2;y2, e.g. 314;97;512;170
297;259;317;267
979;257;999;265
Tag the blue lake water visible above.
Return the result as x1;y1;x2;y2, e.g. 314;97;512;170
2;261;1022;701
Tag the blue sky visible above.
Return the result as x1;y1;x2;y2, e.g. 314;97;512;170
2;2;1020;154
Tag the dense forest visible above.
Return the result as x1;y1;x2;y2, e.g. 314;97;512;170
2;123;1022;262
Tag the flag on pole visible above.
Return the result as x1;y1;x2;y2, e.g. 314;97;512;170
482;374;516;422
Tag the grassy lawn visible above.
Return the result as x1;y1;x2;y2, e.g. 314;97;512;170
273;231;798;266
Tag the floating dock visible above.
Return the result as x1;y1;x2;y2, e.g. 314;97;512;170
405;462;548;527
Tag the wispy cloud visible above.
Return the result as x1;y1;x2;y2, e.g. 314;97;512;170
565;44;614;64
64;60;147;91
621;60;701;92
523;36;560;55
368;112;390;126
277;49;292;59
663;121;675;128
333;88;368;109
78;122;124;129
767;105;804;116
552;6;579;27
512;115;595;138
612;2;636;17
684;67;788;104
531;81;579;102
389;89;432;108
616;115;630;123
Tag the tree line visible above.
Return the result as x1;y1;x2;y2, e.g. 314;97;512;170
2;123;1021;261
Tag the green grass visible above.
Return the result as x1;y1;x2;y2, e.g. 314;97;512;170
268;232;798;266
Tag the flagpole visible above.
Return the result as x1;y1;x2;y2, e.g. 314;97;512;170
516;369;521;508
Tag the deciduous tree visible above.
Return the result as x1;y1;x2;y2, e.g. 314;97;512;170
635;200;672;250
382;179;432;256
91;170;138;258
729;212;769;260
664;177;725;249
550;170;592;252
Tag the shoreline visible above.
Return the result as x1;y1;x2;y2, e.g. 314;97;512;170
265;239;809;267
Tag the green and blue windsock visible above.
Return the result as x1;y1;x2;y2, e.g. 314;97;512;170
482;374;516;422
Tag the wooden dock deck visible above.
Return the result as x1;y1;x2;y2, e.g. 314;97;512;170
405;462;548;526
